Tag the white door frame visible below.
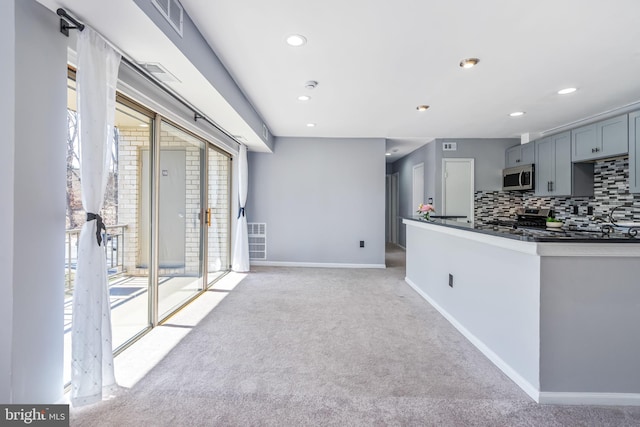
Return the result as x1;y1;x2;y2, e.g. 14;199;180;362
412;163;425;217
391;172;399;244
442;158;474;223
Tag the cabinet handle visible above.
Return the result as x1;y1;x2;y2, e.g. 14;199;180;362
547;181;551;192
516;159;520;163
595;147;600;152
550;181;554;192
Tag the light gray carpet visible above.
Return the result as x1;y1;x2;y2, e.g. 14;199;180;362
71;245;640;426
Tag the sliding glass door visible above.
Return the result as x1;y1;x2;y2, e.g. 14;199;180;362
157;120;206;319
207;146;231;284
65;74;232;384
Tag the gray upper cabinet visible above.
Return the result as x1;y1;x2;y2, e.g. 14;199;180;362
571;114;628;162
629;111;640;193
535;131;593;196
505;143;535;168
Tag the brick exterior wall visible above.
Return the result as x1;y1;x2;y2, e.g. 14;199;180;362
117;126;230;277
117;127;150;276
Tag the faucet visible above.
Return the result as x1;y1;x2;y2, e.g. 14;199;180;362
608;204;631;224
590;204;631;224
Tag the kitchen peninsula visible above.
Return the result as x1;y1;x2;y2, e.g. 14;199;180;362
403;217;640;406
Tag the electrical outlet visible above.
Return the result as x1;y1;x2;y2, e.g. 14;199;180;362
359;240;365;248
448;274;453;288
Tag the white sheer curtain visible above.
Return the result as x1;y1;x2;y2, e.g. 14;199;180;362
71;27;121;407
232;144;250;272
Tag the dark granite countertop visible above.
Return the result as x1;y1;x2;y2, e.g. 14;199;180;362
405;217;639;243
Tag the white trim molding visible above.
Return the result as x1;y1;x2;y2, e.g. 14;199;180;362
538;392;640;406
251;261;386;269
405;275;640;406
404;277;540;403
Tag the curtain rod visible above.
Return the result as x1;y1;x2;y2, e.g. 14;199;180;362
56;8;84;36
56;8;241;148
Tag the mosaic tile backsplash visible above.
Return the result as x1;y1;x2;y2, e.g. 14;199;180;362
475;157;640;227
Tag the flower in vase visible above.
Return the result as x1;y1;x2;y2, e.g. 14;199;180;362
417;203;436;220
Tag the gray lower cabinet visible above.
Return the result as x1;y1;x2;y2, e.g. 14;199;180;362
571;114;628;162
629;111;640;193
505;143;535;168
535;131;593;196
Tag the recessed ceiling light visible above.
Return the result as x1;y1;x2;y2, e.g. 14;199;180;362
459;58;480;68
416;105;430;111
306;123;316;127
286;34;307;47
298;95;311;101
139;123;149;128
509;111;525;117
385;152;391;156
558;87;577;95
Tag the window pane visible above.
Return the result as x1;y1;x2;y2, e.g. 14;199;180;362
157;120;205;319
64;78;152;384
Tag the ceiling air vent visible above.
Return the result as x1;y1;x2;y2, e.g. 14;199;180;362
152;0;184;37
138;62;181;83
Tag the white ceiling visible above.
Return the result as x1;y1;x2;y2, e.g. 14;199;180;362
180;0;640;161
37;0;640;162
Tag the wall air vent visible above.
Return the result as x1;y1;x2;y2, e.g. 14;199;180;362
152;0;184;37
248;223;267;260
138;62;181;83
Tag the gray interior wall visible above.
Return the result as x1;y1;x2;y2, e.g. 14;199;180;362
132;0;273;152
390;142;436;247
405;222;541;391
540;256;640;393
390;138;518;247
0;0;15;404
247;137;386;265
10;0;67;403
434;138;518;206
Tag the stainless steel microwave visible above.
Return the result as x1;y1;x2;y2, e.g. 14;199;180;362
503;164;534;191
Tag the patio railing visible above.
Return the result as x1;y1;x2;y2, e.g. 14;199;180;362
65;224;128;293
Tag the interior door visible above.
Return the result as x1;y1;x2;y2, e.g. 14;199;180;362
412;163;424;216
442;158;474;223
391;172;399;244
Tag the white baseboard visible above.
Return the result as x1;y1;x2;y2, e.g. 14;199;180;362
538;392;640;406
404;277;540;403
251;261;386;269
404;277;640;407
